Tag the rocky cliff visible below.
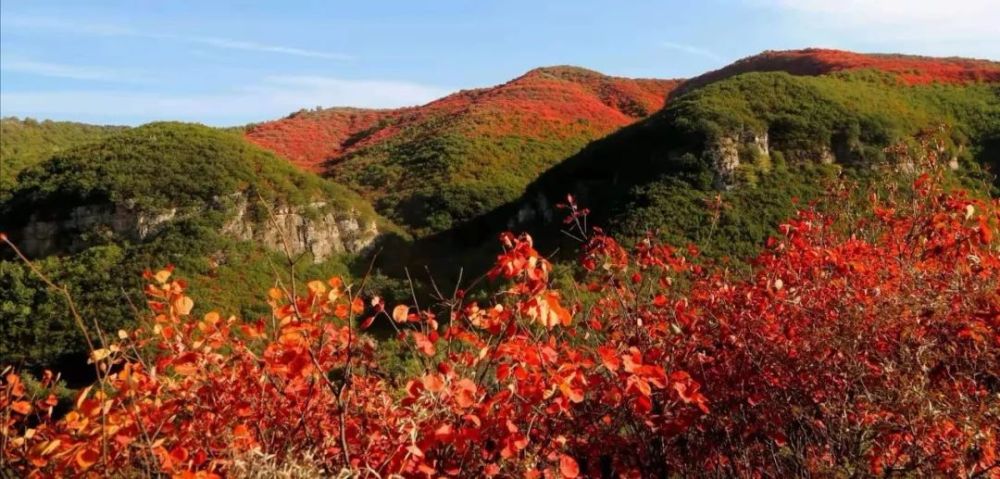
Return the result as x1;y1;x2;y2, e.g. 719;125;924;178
11;193;381;262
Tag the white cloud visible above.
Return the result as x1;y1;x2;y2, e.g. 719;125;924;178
0;76;452;125
660;42;724;61
750;0;1000;57
2;14;352;61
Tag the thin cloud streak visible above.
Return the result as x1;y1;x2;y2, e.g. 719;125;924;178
660;41;724;62
179;36;352;60
2;14;352;60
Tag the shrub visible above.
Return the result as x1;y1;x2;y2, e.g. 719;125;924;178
2;146;998;477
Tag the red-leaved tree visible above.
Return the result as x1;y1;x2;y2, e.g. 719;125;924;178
2;144;998;477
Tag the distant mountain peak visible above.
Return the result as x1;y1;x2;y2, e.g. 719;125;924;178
245;67;682;174
677;48;1000;95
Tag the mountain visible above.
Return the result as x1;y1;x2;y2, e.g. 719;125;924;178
1;118;125;198
246;67;682;235
675;48;1000;95
1;123;402;368
4;49;998;372
242;108;397;173
461;51;1000;262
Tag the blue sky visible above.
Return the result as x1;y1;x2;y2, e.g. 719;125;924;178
2;0;998;126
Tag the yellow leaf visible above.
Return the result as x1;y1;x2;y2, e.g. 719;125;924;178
392;304;410;323
89;349;111;363
328;288;342;302
40;439;60;456
153;269;172;284
307;280;326;295
173;296;194;316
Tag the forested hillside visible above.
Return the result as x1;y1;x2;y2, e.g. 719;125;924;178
247;67;682;235
0;118;124;199
1;123;401;368
2;48;999;478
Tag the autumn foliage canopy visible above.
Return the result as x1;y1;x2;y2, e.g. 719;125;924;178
3;150;999;477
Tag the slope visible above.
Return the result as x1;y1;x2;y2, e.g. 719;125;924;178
1;118;125;198
1;122;401;369
246;67;682;235
437;54;1000;269
675;48;1000;95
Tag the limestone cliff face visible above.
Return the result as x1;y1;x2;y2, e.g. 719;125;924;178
220;194;379;262
704;131;770;189
11;193;380;262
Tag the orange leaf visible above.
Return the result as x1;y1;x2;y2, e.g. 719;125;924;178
412;332;436;356
454;378;477;408
233;424;251;439
11;400;32;415
74;447;99;471
423;373;446;393
559;454;580;478
597;345;620;372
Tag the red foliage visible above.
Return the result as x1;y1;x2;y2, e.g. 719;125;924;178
242;108;397;172
244;67;681;172
681;48;1000;93
3;150;999;477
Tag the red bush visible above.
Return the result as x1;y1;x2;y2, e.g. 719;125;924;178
244;69;681;172
3;153;999;477
681;48;1000;93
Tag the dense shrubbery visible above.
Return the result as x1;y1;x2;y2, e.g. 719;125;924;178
0;231;358;370
0;118;123;200
3;122;377;218
2;144;997;477
0;123;397;368
507;70;999;266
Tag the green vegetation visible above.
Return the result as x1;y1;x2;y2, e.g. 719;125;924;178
311;68;679;237
336;131;597;234
3;69;998;378
1;122;399;369
4;122;380;222
0;233;355;369
669;71;999;164
1;117;124;200
508;71;999;261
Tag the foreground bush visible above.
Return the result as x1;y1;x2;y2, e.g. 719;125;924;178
2;158;998;477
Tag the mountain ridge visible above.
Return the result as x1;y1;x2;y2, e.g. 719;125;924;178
244;66;683;171
674;48;1000;96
